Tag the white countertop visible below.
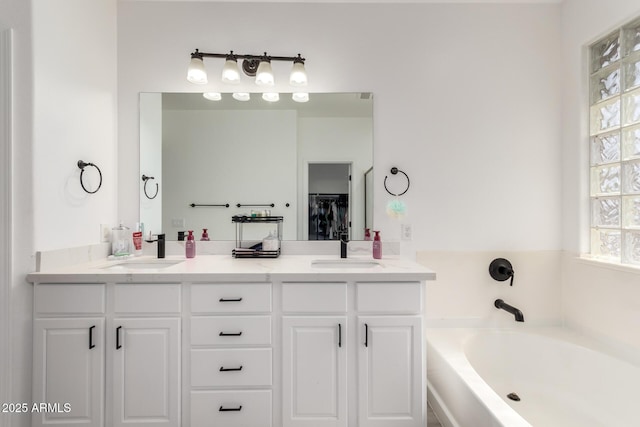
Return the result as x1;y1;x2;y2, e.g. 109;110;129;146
27;254;436;283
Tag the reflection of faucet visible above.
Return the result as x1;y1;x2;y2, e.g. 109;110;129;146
494;299;524;322
340;233;349;258
145;233;165;258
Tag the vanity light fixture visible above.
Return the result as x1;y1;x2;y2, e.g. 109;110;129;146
187;49;307;88
187;51;208;84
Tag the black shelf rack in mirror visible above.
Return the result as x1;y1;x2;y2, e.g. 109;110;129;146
232;215;283;259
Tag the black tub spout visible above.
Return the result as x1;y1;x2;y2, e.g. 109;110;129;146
494;299;524;322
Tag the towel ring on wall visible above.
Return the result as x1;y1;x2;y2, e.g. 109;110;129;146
142;174;159;199
77;160;102;194
383;167;410;196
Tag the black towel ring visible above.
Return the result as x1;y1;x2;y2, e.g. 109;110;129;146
383;167;410;196
142;174;159;199
77;160;102;194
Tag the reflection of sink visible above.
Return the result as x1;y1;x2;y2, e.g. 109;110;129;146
311;259;380;269
100;260;183;270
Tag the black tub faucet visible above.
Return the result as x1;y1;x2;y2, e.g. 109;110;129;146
494;299;524;322
340;233;349;258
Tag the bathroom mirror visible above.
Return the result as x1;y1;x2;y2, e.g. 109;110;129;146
139;92;373;241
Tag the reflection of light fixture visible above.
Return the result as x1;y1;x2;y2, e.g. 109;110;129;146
187;49;307;87
292;92;309;103
232;92;250;101
202;92;222;101
262;92;279;102
187;50;207;84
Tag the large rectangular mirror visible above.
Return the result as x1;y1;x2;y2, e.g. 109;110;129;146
140;92;373;241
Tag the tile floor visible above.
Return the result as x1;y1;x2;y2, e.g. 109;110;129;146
427;402;443;427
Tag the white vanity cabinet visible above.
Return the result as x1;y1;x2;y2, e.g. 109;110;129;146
356;282;424;427
189;282;273;427
32;283;181;427
29;255;433;427
32;284;106;427
282;283;348;427
281;281;424;427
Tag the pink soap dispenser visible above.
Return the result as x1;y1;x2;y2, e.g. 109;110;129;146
364;228;371;241
372;230;382;259
186;230;196;258
201;228;210;241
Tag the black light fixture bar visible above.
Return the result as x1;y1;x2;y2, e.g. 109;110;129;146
191;49;304;63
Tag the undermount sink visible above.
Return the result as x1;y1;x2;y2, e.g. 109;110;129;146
100;260;183;270
310;259;381;269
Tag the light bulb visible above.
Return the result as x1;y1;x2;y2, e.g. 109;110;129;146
202;92;222;101
262;92;280;102
232;92;250;101
255;60;275;86
221;58;241;84
187;56;207;85
289;61;307;86
292;92;309;103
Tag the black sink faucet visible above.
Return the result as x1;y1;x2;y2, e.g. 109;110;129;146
494;299;524;322
145;233;165;258
340;232;349;258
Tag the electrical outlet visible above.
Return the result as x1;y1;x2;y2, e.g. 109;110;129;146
172;218;185;228
401;223;412;241
100;224;111;243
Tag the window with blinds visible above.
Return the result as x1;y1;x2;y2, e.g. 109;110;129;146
590;18;640;264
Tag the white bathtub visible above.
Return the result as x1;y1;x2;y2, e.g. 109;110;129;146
426;328;640;427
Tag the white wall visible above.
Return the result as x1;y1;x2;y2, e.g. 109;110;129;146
32;0;118;252
139;92;163;236
161;109;297;240
0;1;118;425
117;1;562;250
560;0;640;354
117;1;564;325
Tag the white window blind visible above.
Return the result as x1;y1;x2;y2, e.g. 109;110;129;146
590;18;640;264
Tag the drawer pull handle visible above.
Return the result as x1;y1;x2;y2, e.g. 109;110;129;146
89;325;96;349
219;331;243;337
219;297;243;302
219;405;242;412
220;365;243;372
364;323;368;347
116;326;122;349
338;323;342;348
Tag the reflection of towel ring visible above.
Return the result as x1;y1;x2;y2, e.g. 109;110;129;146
142;175;159;199
383;167;410;196
77;160;102;194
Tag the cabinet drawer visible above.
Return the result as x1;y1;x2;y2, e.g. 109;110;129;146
282;283;347;313
34;284;105;315
356;282;422;313
191;390;272;427
114;284;181;314
191;316;271;346
191;348;272;387
191;284;271;313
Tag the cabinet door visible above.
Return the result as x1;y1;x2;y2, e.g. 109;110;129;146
32;318;104;427
358;316;423;427
112;318;180;427
282;317;347;427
